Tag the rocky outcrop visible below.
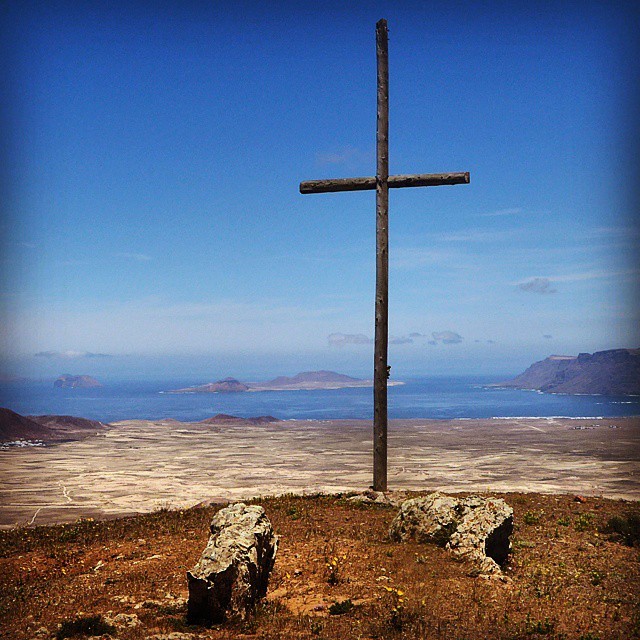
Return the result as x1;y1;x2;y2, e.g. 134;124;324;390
494;348;640;395
389;493;513;574
54;374;102;388
187;503;278;624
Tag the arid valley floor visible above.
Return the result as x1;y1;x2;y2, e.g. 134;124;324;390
1;417;638;528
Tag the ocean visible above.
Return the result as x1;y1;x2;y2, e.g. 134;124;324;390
1;376;638;423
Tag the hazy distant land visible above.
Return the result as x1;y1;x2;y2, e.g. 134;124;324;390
54;374;102;389
168;369;404;394
494;348;640;395
0;413;637;527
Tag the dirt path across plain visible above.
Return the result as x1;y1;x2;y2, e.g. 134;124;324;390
1;417;637;527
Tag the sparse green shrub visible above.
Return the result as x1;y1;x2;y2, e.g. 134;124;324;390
325;555;342;585
602;513;640;546
523;511;541;525
56;615;115;639
329;599;354;615
525;615;555;635
514;539;536;548
310;620;324;635
575;512;595;531
557;516;571;526
590;570;604;586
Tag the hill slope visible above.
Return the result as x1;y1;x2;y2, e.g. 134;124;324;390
0;408;106;443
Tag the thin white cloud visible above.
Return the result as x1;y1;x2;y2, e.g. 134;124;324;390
116;252;152;262
431;331;463;345
480;208;521;217
328;333;372;347
432;229;516;243
547;269;640;283
35;350;111;359
586;226;639;239
516;269;640;290
393;247;461;269
316;145;372;166
8;297;346;356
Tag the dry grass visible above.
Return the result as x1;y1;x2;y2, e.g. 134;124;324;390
0;492;639;639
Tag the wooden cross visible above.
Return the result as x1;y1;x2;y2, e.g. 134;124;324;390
299;19;470;492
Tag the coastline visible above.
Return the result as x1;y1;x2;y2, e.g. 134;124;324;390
1;416;637;528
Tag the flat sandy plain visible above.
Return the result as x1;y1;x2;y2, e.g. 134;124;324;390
1;416;638;528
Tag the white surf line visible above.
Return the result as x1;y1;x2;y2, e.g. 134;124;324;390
59;482;73;502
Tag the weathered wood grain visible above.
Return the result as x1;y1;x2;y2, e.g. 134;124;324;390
299;172;469;194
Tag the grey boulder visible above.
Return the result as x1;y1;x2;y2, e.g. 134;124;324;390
389;492;513;574
187;503;278;624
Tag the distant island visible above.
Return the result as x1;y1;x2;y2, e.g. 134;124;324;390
494;348;640;395
169;370;403;394
54;374;102;389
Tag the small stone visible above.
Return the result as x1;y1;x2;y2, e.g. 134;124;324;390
347;490;407;507
103;612;141;629
574;495;587;503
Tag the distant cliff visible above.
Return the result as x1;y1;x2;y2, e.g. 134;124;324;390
496;349;640;395
54;374;102;389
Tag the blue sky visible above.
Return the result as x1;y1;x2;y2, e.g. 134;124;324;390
1;1;638;379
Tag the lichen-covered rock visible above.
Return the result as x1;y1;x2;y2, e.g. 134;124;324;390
389;492;463;545
187;503;278;624
389;493;513;574
446;497;513;574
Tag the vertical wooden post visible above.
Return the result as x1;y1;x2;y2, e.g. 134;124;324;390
373;18;389;492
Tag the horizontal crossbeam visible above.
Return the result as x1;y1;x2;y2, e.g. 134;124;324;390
300;171;469;194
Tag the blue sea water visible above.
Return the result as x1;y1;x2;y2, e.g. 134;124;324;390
1;376;638;423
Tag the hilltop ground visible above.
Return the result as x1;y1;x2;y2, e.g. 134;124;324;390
1;492;639;640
